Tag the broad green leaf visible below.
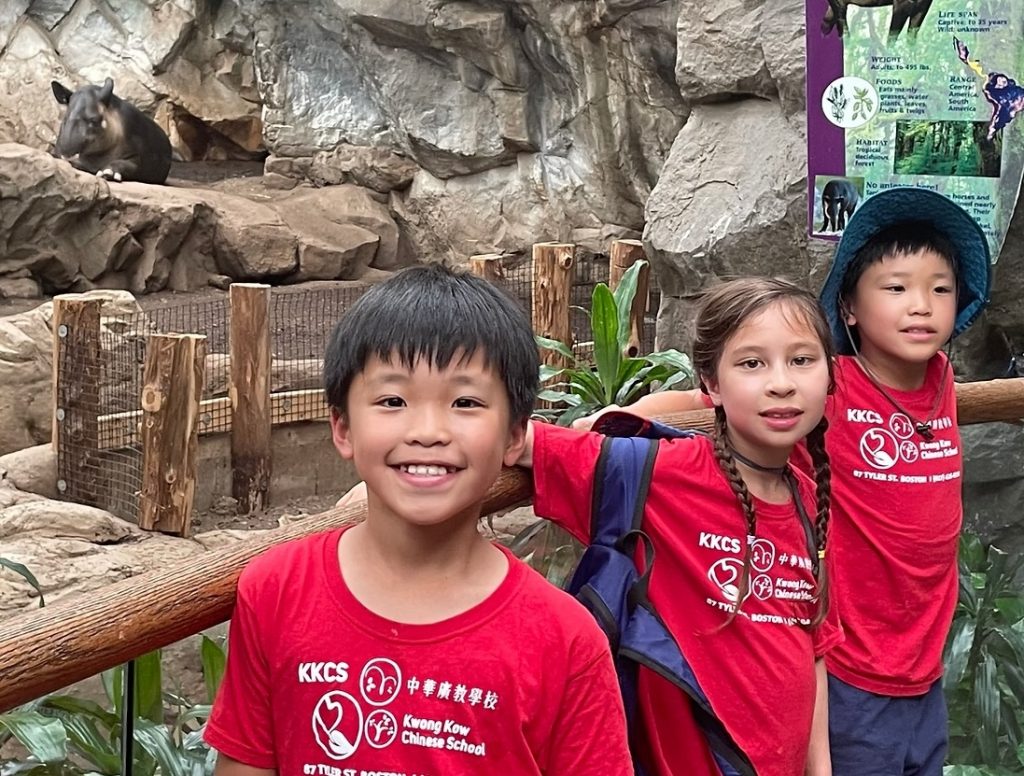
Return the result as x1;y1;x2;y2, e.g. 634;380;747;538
538;364;566;382
200;636;227;704
960;533;986;571
534;335;576;363
611;261;646;346
569;370;605;405
0;710;68;763
0;557;45;607
134;718;187;776
943;619;975;689
590;283;620;403
555;403;601;428
536;389;574;404
41;695;119;729
974;651;1001;762
134;651;164;725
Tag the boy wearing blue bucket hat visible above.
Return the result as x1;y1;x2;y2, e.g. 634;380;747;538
567;187;991;773
812;187;990;775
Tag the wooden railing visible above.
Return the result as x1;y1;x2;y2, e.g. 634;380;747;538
2;377;1023;712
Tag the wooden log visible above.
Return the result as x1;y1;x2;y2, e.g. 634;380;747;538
2;376;1024;713
51;297;103;506
532;242;575;368
138;334;206;536
230;284;272;513
635;377;1024;434
469;254;502;282
608;239;649;358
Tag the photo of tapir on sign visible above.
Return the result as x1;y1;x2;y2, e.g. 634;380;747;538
50;77;172;185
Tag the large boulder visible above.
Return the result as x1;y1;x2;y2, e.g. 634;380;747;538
644;99;834;349
0;144;406;294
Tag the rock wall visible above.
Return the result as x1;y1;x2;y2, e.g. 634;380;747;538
1;0;1023;535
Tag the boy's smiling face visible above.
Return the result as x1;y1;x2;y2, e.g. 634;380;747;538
844;247;957;386
330;349;526;531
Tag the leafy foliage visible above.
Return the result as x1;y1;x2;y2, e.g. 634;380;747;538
0;635;226;776
533;260;694;427
944;534;1024;772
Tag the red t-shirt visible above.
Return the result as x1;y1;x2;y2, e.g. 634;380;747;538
800;354;961;696
205;529;632;776
533;424;843;776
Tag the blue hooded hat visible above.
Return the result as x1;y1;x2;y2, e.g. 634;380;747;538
818;187;992;355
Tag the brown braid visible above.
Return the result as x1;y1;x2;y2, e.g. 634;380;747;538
712;406;756;624
804;416;832;627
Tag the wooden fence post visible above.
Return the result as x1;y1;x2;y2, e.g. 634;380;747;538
532;242;575;367
469;254;502;282
139;334;206;536
229;283;272;514
609;239;649;358
52;296;103;506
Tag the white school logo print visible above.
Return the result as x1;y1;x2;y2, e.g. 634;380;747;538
899;439;919;463
890;413;914;440
360;657;402;706
365;709;398;749
708;557;750;604
750;538;776;572
859;428;899;469
752;574;774;601
312;690;363;760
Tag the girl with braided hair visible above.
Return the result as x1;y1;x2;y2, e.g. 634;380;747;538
518;277;841;776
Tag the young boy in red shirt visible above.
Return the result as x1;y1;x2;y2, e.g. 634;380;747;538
573;188;991;774
204;265;633;776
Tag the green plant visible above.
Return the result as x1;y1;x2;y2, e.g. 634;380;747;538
0;558;44;607
534;260;694;427
0;634;226;776
508;520;584;589
944;534;1024;771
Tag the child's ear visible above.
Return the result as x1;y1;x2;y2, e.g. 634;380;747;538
702;374;723;408
841;300;857;326
502;419;529;466
330;408;355;459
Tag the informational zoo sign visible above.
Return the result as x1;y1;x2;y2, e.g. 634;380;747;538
806;0;1024;260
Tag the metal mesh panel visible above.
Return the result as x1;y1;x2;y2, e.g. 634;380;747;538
268;284;370;425
54;261;660;523
57;297;226;520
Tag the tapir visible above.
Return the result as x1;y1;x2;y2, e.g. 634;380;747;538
820;179;859;232
821;0;934;44
51;77;172;185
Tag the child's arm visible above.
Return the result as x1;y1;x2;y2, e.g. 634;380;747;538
805;659;832;776
214;755;274;776
204;569;277;771
516;420;604;546
570;389;708;431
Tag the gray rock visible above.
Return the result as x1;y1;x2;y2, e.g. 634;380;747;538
0;145;405;292
0;444;58;499
0;276;42;299
644;100;832;353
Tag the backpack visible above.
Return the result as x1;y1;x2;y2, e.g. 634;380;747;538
564;410;757;776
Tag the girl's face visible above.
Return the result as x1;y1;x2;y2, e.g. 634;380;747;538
703;302;831;466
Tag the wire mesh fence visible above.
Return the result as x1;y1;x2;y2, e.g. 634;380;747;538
55;252;661;523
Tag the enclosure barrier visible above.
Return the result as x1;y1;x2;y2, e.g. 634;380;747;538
52;242;658;533
2;377;1024;713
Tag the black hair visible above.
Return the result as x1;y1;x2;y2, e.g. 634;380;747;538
839;221;959;306
323;263;539;423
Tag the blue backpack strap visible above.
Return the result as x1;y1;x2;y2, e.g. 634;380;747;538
578;411;755;776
